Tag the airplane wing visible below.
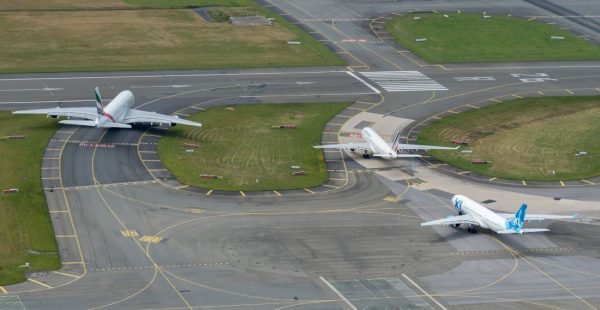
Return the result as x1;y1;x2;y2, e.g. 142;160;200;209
123;109;202;127
313;143;371;150
420;214;480;227
391;143;459;151
497;213;576;222
13;107;97;120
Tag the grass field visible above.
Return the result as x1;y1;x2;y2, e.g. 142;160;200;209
0;1;342;73
418;97;600;181
158;103;349;190
385;13;600;63
0;113;60;285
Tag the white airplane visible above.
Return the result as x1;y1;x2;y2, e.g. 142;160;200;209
421;195;576;234
13;87;202;129
314;127;458;159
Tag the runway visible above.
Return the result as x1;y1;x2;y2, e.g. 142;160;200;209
1;0;600;309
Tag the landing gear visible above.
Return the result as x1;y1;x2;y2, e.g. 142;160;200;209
362;153;371;159
467;226;477;234
453;224;460;228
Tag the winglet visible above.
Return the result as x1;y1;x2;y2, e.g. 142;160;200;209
95;87;103;114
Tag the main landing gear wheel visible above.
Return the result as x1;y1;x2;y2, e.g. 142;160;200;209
467;227;477;234
453;224;460;228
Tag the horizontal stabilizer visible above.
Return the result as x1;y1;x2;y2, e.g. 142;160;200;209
497;228;550;234
99;122;132;129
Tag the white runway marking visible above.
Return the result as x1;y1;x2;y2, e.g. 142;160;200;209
319;276;358;310
346;71;382;94
360;71;447;92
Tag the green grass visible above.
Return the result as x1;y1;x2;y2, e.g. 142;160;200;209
0;1;342;73
125;0;255;8
418;97;600;181
385;13;600;63
158;103;349;190
0;113;60;285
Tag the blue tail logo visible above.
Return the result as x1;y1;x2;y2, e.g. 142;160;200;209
506;203;527;231
454;199;463;212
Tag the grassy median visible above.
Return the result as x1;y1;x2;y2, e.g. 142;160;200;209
0;113;60;285
158;103;349;190
0;1;343;73
386;13;600;63
418;97;600;181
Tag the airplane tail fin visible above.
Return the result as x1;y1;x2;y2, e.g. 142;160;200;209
505;203;527;232
95;87;104;115
391;131;402;153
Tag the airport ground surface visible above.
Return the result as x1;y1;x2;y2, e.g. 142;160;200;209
1;0;600;309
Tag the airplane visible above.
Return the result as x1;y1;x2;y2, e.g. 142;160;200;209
421;194;576;234
13;87;202;129
313;127;458;159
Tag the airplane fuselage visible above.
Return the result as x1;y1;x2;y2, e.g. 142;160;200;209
360;127;396;158
97;90;133;126
452;195;507;232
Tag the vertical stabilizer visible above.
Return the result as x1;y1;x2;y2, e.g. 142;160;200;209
506;203;527;232
95;87;104;114
391;131;402;153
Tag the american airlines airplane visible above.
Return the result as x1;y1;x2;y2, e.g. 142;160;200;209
314;127;457;159
13;87;202;129
421;195;575;234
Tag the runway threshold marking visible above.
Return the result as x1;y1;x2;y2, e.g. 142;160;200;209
53;271;79;278
402;274;448;310
27;278;52;289
319;276;358;310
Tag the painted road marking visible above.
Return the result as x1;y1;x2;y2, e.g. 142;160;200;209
522;180;528;186
27;278;52;289
454;76;496;81
560;181;565;187
582;179;595;185
139;235;163;243
360;71;447;92
120;230;139;237
185;208;205;214
489;177;497;182
511;73;557;83
319;277;358;310
239;191;246;197
206;189;213;196
402;274;448;310
384;196;401;202
272;190;282;197
304;188;315;194
53;271;79;278
0;286;6;294
346;71;382;94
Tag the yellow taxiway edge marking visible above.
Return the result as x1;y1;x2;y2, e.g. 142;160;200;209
120;230;139;237
560;180;565;187
173;112;190;116
595;88;600;92
185;208;205;214
322;184;340;189
329;178;347;181
447;110;460;114
466;104;480;109
175;185;189;189
429;163;448;168
512;94;523;98
304;188;315;194
43;158;61;160
46;148;62;151
273;190;282;197
0;285;6;293
144;134;163;138
489;177;497;182
62;261;83;265
139;235;163;243
55;235;76;238
581;179;595;185
489;98;501;102
190;106;206;110
42;177;60;180
566;89;574;94
522;180;527;186
139;150;157;153
42;167;60;169
346;107;364;111
335;115;351;118
458;171;470;175
537;91;544;95
50;210;70;213
206;189;213;196
239;191;246;197
28;278;52;288
431;116;441;119
53;270;79;278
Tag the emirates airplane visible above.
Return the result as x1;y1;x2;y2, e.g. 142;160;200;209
314;127;457;159
13;87;202;129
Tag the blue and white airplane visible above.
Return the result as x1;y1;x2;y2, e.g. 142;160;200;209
421;195;575;234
